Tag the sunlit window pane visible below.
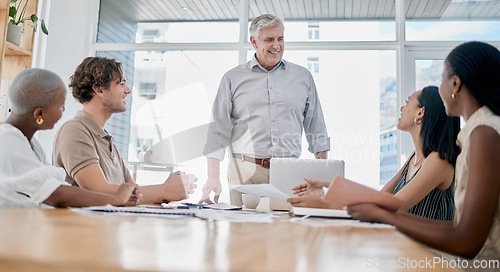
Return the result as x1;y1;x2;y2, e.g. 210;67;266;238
130;51;238;163
406;0;500;41
248;50;397;185
137;22;240;43
264;21;396;42
406;21;500;41
415;60;444;90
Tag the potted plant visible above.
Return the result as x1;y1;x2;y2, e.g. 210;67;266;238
7;0;48;46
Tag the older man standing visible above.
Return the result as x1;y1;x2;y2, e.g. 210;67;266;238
200;14;330;206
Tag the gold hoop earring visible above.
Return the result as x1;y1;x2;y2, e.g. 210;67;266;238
36;118;44;125
452;93;456;99
414;118;421;125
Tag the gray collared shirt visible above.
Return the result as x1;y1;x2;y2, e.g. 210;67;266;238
204;55;330;161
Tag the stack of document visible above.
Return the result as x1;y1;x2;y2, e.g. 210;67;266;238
291;207;351;218
77;205;195;216
231;177;404;214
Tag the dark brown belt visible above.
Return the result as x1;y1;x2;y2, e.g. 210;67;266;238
230;154;270;168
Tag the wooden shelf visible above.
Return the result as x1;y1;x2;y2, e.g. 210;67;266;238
0;0;7;10
0;0;39;122
5;41;32;56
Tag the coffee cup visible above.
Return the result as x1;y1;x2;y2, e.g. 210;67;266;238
242;194;260;209
186;174;196;185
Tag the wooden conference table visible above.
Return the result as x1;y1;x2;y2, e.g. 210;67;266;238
0;208;461;272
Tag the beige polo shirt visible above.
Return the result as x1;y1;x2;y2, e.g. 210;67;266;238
52;111;132;186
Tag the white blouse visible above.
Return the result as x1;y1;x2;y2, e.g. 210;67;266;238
454;106;500;270
0;124;68;209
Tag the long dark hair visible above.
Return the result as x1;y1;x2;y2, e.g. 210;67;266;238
445;41;500;115
418;86;461;165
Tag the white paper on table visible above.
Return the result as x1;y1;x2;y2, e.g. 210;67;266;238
205;203;242;210
231;184;289;200
193;209;275;223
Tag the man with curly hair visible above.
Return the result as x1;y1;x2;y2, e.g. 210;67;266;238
53;57;194;204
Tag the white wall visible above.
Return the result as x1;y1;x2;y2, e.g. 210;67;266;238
34;0;99;158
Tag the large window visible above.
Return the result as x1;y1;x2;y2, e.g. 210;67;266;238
286;21;396;41
129;50;237;163
415;60;444;89
95;0;500;202
247;50;396;185
406;21;500;41
137;22;240;43
406;0;500;41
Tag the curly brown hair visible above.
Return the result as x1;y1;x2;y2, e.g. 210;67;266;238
69;57;124;103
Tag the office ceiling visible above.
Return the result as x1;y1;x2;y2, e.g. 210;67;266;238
105;0;500;22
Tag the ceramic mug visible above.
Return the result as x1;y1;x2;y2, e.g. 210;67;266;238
242;194;260;209
186;174;196;185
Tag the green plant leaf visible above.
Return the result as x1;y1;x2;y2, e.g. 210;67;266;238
40;20;48;35
31;14;38;32
30;14;38;23
8;6;17;20
8;0;48;35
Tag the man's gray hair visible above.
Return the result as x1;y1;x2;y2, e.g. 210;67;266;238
8;68;64;115
249;14;285;39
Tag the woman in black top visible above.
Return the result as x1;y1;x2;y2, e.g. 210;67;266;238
290;86;460;221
